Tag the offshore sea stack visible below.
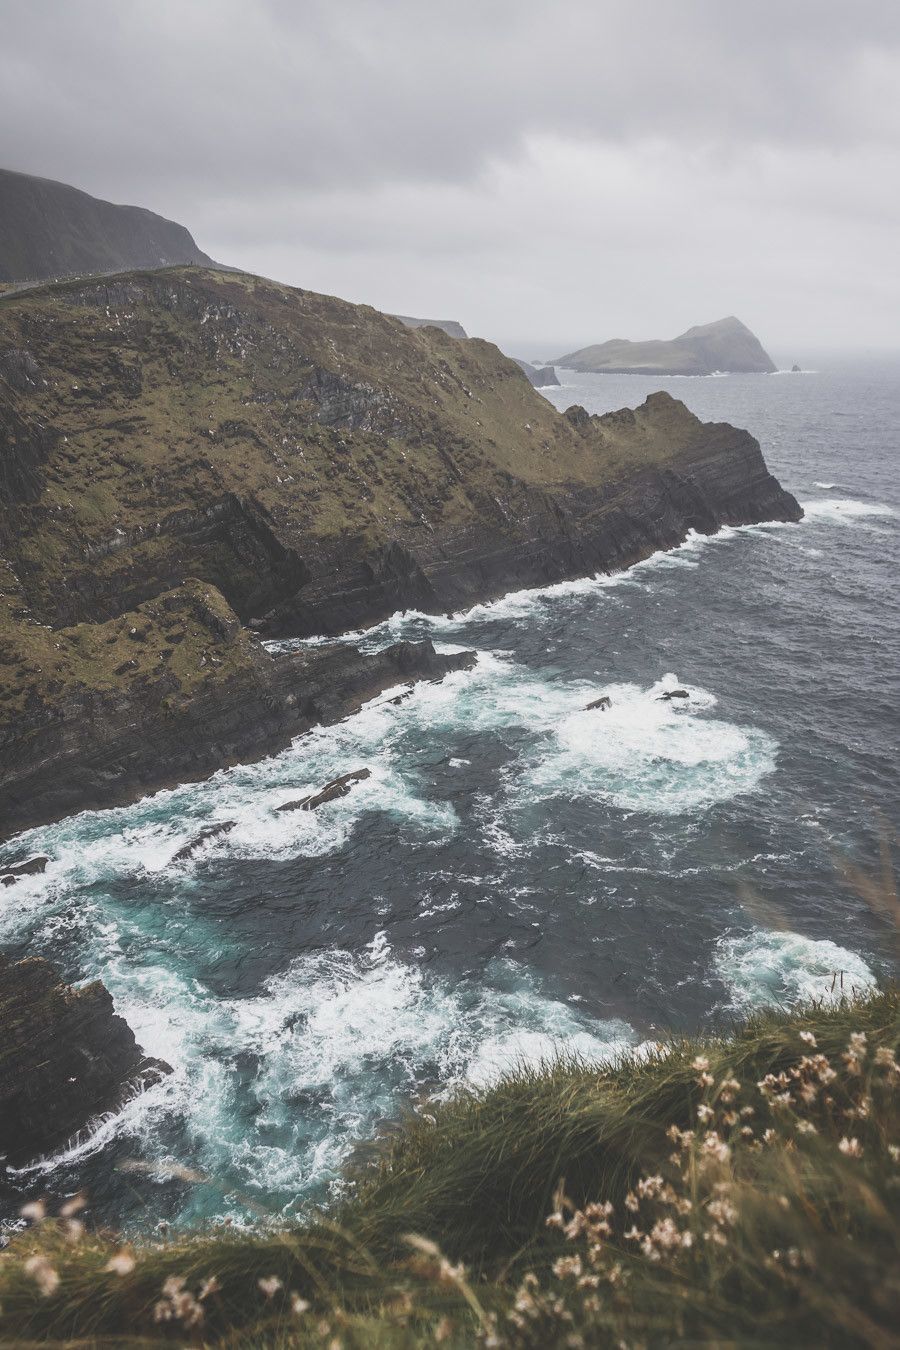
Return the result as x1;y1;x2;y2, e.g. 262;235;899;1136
0;952;171;1168
0;268;800;835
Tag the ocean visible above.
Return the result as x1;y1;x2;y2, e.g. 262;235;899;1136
2;356;898;1233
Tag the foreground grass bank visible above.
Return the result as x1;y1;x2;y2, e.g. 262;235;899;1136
1;989;897;1347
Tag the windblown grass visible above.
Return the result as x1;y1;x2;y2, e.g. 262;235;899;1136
1;989;897;1346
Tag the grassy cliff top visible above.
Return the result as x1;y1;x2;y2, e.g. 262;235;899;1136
0;265;784;832
0;578;266;721
0;266;737;614
0;265;757;688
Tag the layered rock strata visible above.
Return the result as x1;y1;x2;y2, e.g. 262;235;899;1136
0;581;473;837
0;952;170;1169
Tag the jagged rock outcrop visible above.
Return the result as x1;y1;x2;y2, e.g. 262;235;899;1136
1;855;48;885
555;317;777;376
171;820;237;861
0;168;221;285
0;953;170;1168
512;358;560;387
264;390;800;637
276;768;372;813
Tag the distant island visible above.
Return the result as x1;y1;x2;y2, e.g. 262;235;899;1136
0;168;222;284
554;316;777;376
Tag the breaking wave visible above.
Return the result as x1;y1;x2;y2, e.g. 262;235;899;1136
519;673;776;816
799;497;897;524
13;936;639;1218
715;930;877;1013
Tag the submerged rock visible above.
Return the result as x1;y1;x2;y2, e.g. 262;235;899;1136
0;953;171;1168
277;768;371;813
386;684;415;706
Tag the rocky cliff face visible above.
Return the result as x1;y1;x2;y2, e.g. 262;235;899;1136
0;168;220;285
0;580;474;837
512;357;560;387
0;267;799;834
392;314;468;338
0;953;170;1168
555;316;777;375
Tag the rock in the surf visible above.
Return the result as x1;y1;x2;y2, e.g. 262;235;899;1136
386;684;415;706
277;768;372;813
585;696;612;711
1;855;49;886
0;953;171;1168
657;689;690;701
171;820;237;862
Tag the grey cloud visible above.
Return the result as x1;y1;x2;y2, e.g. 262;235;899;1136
0;0;898;350
3;0;898;195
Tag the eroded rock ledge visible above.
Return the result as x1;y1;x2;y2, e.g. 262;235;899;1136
0;953;170;1170
0;581;474;838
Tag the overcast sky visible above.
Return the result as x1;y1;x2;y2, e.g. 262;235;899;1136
1;0;898;354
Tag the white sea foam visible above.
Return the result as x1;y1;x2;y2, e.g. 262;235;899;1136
715;930;877;1013
519;673;776;815
813;481;838;490
15;932;638;1205
462;999;635;1089
800;497;897;524
1;672;470;891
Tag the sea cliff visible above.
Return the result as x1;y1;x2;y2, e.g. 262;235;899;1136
0;268;800;837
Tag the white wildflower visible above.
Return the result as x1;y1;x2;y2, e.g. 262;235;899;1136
105;1251;136;1276
24;1255;59;1297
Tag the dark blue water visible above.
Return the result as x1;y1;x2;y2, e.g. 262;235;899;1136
2;357;898;1233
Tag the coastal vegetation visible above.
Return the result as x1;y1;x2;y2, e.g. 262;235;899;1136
1;986;896;1346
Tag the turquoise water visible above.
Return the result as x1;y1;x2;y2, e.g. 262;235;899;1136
1;358;897;1233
